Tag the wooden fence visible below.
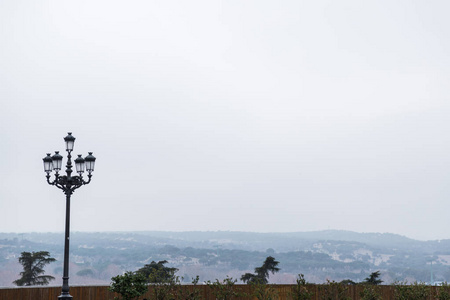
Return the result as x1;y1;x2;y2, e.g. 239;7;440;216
0;284;445;300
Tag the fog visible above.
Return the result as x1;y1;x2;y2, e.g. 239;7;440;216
1;1;450;240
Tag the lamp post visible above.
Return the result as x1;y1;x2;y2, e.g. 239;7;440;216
43;132;96;300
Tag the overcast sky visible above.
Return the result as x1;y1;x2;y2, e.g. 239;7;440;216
1;1;449;241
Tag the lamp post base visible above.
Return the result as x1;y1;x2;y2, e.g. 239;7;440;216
58;294;73;300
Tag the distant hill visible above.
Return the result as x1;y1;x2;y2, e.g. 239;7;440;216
1;230;449;287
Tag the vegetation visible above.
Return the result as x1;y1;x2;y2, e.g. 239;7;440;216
241;256;280;284
109;271;148;300
206;276;241;300
436;282;450;300
251;282;279;300
76;269;95;277
288;274;313;300
175;276;203;300
359;285;382;300
362;271;383;285
319;280;351;300
146;273;203;300
13;251;56;286
2;231;449;287
148;279;176;300
136;260;178;283
393;281;430;300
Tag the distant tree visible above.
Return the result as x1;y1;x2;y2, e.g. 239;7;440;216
363;271;383;285
340;279;356;285
241;256;280;284
76;269;95;277
13;251;56;286
266;248;275;255
136;260;178;283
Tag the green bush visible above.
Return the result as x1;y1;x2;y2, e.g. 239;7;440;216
359;284;382;300
394;281;430;300
148;270;178;300
109;271;148;300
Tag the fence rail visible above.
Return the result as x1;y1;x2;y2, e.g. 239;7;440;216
0;284;446;300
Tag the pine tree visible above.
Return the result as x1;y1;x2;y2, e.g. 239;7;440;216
241;256;280;284
363;271;383;285
13;251;56;286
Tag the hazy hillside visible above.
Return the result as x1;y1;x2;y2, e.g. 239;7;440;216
1;230;449;287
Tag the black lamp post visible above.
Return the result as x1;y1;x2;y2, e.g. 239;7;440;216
43;132;96;300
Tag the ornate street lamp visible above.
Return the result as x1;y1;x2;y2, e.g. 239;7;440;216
43;132;96;300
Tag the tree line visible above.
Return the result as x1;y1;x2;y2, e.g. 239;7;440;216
12;251;450;300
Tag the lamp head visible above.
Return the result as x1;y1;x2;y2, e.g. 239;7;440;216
64;132;76;152
74;154;85;175
84;152;96;174
43;153;53;173
51;151;63;172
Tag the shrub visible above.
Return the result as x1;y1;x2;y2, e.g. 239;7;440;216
359;284;382;300
288;274;313;300
319;280;351;300
175;276;203;300
394;281;430;300
206;277;241;300
109;271;148;300
436;282;450;300
251;282;279;300
148;270;178;300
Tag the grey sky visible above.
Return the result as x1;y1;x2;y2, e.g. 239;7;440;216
1;1;449;240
